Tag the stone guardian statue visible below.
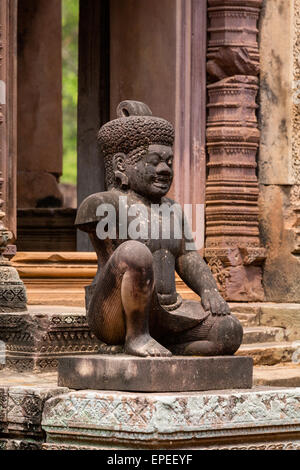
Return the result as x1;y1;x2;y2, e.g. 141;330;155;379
75;101;243;357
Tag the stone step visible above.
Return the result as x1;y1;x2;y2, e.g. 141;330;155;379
253;363;300;388
237;341;300;366
232;312;259;327
242;326;286;344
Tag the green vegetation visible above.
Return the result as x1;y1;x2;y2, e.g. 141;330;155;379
61;0;79;184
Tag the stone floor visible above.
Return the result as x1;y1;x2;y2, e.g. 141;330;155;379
0;369;58;387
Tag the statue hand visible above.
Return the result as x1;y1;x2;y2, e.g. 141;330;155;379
201;288;230;316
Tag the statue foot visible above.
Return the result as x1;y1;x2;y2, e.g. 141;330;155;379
125;335;172;357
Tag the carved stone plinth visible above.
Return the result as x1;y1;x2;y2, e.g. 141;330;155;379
58;355;253;392
0;307;101;372
42;387;300;450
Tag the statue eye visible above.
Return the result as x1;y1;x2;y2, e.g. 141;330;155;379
167;158;173;167
149;156;160;166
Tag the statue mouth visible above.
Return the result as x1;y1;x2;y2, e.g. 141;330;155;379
152;176;171;189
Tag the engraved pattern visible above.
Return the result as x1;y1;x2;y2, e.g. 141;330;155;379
0;312;101;371
42;441;300;451
42;388;300;441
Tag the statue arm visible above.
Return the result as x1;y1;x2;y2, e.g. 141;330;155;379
175;216;230;315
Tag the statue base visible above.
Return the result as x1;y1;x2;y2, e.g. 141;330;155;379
58;354;253;392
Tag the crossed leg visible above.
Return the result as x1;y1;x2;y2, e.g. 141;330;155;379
87;240;171;357
164;313;243;356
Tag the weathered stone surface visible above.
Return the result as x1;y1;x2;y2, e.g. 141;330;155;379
0;369;58;387
0;371;67;449
0;384;67;438
259;303;300;340
259;185;300;303
42;387;300;449
254;365;300;388
259;0;300;185
58;355;253;392
0;438;42;450
230;302;300;339
259;0;295;184
237;341;300;366
242;326;286;344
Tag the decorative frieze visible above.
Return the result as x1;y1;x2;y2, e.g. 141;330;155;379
41;387;300;449
0;308;103;372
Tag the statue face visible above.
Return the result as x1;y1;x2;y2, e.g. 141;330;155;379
125;144;174;201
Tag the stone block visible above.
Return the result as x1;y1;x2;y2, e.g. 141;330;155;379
58;355;253;392
0;383;67;444
42;386;300;449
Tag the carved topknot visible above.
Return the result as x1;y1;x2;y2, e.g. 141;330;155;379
116;100;153;118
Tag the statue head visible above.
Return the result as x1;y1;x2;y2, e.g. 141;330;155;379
98;101;175;201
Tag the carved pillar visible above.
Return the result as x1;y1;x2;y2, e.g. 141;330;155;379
205;0;265;301
0;0;27;311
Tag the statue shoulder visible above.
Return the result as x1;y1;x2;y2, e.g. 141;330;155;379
75;190;118;226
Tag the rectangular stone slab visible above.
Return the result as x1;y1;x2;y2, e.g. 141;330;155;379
58;355;253;392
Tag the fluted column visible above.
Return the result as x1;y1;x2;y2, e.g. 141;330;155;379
205;0;265;301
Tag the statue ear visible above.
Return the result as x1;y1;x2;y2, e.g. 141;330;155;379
113;153;129;189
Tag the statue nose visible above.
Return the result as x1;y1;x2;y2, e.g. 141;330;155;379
156;162;172;175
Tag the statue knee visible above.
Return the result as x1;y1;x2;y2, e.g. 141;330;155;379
209;314;243;355
116;241;154;277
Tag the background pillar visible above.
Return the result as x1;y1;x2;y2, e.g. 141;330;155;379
17;0;63;209
77;0;110;251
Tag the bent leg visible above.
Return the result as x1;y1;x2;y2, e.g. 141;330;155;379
88;240;171;357
167;314;243;356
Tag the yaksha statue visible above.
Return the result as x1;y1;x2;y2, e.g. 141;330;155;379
76;101;243;357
